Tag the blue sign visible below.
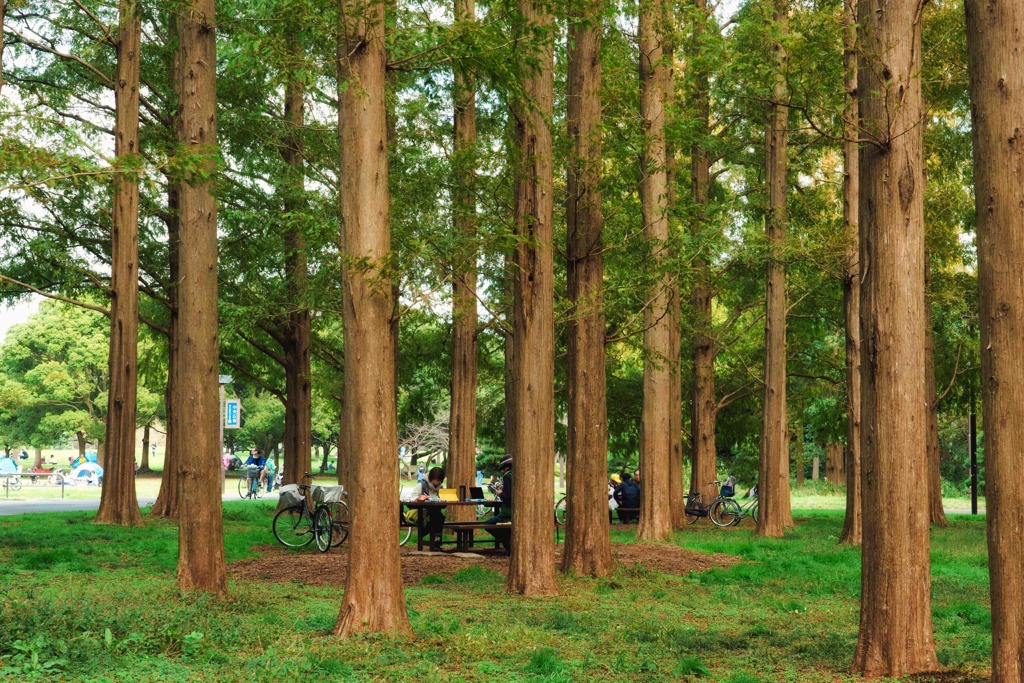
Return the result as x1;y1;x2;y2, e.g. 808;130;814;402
224;399;241;429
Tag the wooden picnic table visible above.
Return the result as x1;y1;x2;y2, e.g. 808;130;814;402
400;499;506;552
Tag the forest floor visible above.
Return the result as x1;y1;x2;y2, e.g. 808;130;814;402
0;504;991;683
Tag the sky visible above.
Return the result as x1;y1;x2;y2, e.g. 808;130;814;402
0;296;41;345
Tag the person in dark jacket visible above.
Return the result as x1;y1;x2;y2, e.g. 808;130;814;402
487;455;513;550
413;466;446;551
614;472;641;523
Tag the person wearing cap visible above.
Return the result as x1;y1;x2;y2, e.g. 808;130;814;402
487;455;513;549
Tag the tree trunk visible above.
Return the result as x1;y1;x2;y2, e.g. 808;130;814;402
505;0;558;596
448;0;479;524
794;423;805;485
965;2;1024;679
140;422;151;472
152;17;182;520
924;291;948;526
0;0;5;96
826;443;844;483
281;50;312;489
853;0;938;673
333;0;410;635
839;0;862;546
97;0;144;527
562;0;613;578
77;431;87;459
503;261;518;460
33;448;42;469
812;456;819;481
173;0;226;594
636;0;673;543
688;0;718;505
757;0;792;538
662;16;685;532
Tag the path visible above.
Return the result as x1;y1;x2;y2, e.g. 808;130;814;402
0;492;278;516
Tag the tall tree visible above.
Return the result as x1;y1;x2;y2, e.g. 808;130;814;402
96;0;144;527
687;0;718;507
838;0;861;546
757;0;792;538
636;0;673;543
562;0;613;577
507;0;559;595
174;0;226;593
853;0;938;674
447;0;479;523
281;30;312;488
334;0;410;635
924;290;948;526
965;1;1024;679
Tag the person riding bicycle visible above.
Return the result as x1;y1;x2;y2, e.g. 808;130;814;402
487;455;513;550
243;448;268;492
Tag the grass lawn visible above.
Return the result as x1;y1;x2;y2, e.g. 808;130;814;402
0;505;990;682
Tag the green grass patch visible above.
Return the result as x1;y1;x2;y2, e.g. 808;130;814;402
0;506;993;682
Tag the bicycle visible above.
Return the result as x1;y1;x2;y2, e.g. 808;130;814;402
272;473;349;550
238;466;264;500
709;486;759;528
2;474;22;491
554;495;567;526
684;480;727;525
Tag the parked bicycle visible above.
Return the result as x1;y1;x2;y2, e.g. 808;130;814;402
709;485;759;528
685;480;740;527
272;473;350;551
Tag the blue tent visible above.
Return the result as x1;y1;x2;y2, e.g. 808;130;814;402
71;462;103;483
0;457;20;475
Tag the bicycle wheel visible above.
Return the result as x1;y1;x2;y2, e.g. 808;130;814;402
399;522;413;546
325;501;350;548
313;507;332;552
749;501;759;527
238;476;249;499
684;495;701;525
251;477;264;499
710;498;741;527
10;477;22;491
272;505;315;547
554;496;567;526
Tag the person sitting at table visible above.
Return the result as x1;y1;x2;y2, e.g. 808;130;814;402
614;471;641;524
487;455;513;550
413;466;446;551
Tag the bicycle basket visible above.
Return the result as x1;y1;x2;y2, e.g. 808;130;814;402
245;465;261;477
277;484;304;510
720;485;735;497
312;485;345;505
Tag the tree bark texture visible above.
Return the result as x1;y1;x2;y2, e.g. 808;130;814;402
924;292;948;526
688;0;718;506
562;0;613;578
173;0;226;593
506;0;559;596
825;442;844;483
758;0;792;538
636;0;673;543
97;0;144;527
140;422;151;472
334;0;411;635
503;260;518;459
448;0;479;524
853;0;938;674
839;0;862;546
281;53;312;488
964;1;1024;679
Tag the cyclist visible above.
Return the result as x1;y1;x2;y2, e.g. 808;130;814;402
243;448;268;493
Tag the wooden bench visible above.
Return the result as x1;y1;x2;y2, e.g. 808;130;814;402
612;507;639;524
443;520;511;552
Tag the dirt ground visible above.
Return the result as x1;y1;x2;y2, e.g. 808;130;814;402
229;540;738;587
